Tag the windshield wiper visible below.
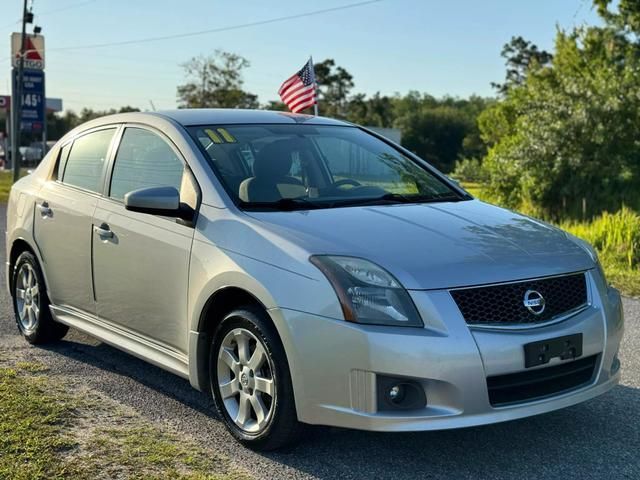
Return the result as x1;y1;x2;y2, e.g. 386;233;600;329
328;192;466;208
391;192;469;202
385;192;472;203
240;192;467;211
239;197;323;211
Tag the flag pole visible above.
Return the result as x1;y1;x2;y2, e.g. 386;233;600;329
311;55;319;116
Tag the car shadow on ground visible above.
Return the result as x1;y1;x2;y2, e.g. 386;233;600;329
40;335;218;417
41;335;640;480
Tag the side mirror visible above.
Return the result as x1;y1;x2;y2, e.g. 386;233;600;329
124;186;181;217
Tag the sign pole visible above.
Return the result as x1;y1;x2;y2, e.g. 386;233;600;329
5;101;10;170
12;0;29;183
42;105;47;162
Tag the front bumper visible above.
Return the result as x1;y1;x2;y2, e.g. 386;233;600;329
274;270;623;431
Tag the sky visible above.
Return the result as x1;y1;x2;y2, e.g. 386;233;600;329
0;0;601;113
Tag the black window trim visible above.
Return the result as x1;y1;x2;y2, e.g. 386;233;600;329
54;142;71;182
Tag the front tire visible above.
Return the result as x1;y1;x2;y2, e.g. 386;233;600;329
209;306;302;450
12;251;68;344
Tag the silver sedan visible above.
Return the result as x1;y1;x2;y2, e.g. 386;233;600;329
6;109;623;450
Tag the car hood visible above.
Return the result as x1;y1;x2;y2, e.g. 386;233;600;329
245;199;594;290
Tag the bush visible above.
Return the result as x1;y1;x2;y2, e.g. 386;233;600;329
560;207;640;268
478;25;640;220
451;157;487;183
559;208;640;296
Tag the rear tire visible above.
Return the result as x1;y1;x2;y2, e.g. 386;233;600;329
12;251;68;344
209;306;303;450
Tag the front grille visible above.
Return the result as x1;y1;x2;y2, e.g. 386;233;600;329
487;355;598;406
450;273;587;326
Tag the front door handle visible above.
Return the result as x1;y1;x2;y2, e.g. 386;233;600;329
93;223;113;239
38;201;52;217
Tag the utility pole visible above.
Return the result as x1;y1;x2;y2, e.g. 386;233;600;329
12;0;29;183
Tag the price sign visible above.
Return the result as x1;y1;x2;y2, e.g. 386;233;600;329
12;68;45;131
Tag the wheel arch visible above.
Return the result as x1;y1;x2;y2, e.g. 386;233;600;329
8;238;39;294
189;285;291;393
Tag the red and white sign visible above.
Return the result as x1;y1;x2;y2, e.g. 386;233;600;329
11;33;45;70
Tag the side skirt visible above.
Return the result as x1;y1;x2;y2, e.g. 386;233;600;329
50;304;190;380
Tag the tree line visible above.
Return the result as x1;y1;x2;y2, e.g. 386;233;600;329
36;53;491;175
32;0;640;220
175;53;492;174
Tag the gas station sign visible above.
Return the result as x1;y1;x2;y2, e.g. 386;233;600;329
11;33;44;70
12;69;45;131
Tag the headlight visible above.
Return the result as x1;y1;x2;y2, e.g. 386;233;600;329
310;255;423;327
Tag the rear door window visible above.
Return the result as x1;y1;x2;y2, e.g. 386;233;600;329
61;128;116;193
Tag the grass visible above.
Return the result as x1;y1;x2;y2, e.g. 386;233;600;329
463;182;640;298
0;170;29;203
0;364;77;480
559;208;640;298
76;426;249;480
0;360;250;480
0;171;16;203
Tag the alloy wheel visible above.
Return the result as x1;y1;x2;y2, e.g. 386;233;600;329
15;263;40;333
217;327;276;433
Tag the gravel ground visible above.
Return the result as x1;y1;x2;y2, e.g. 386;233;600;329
0;203;638;480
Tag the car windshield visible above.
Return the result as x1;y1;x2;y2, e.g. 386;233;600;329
188;124;466;210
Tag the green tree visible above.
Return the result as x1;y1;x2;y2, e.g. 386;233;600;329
491;36;553;95
263;100;288;112
314;59;354;118
594;0;640;33
347;92;394;127
387;92;491;173
177;51;258;109
262;62;490;174
480;5;640;219
395;105;474;173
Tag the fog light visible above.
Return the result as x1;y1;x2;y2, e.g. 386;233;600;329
388;385;405;404
377;377;427;411
611;353;621;375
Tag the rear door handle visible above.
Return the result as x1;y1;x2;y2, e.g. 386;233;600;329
93;223;113;239
38;201;52;217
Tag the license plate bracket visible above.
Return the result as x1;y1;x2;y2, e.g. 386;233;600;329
524;333;583;368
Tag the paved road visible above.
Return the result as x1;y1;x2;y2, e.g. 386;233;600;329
0;204;639;479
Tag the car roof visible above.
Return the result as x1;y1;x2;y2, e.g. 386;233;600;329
151;108;352;127
57;109;354;148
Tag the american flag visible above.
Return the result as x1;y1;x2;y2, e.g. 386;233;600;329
278;58;317;114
